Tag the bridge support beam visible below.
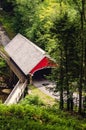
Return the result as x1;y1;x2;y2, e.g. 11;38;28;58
30;75;33;85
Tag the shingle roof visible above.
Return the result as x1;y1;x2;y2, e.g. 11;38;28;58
5;34;46;75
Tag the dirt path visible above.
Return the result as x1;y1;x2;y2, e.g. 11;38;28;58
33;80;60;100
33;79;80;107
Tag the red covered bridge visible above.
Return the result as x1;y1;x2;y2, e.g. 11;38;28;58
5;34;56;83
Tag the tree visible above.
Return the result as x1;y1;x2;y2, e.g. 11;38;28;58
11;0;41;34
71;0;86;114
51;12;80;111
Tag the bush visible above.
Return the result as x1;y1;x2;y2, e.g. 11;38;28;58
0;103;85;130
20;95;45;106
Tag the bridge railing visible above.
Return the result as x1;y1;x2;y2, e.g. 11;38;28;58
14;80;28;104
4;80;27;105
4;80;20;104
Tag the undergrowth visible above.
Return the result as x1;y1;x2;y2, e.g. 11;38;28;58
0;95;86;130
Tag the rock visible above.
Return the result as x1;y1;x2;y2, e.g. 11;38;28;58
0;24;10;46
2;89;12;94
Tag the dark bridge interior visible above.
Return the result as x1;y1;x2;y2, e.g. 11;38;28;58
33;68;51;80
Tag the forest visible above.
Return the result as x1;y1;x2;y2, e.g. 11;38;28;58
0;0;86;129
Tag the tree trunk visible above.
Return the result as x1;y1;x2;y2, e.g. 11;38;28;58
65;47;70;111
78;0;85;114
59;49;64;110
83;0;86;114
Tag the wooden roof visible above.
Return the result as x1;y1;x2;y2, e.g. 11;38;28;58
5;34;46;75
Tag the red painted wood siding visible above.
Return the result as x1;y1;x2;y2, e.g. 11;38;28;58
30;57;57;75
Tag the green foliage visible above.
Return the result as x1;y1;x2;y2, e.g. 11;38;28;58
0;102;85;130
12;0;41;34
0;0;78;56
0;54;10;86
1;0;86;114
0;57;10;78
0;12;15;38
50;12;80;86
20;95;45;106
0;57;6;68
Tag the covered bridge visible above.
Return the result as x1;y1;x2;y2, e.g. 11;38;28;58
5;34;56;83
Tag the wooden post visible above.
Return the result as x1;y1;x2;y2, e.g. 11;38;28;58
30;75;33;85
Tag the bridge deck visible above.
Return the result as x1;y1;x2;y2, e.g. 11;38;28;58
4;80;27;105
